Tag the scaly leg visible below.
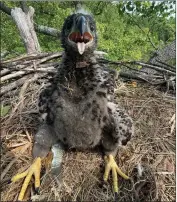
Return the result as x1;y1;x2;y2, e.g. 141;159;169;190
103;154;129;198
11;157;41;201
11;124;58;201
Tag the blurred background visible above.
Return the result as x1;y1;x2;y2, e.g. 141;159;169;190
1;1;176;61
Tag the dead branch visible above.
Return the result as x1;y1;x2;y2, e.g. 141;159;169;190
0;51;175;98
1;71;28;82
1;52;57;64
1;158;17;181
1;53;61;82
0;2;61;40
156;60;175;71
1;73;46;96
134;61;176;76
34;23;61;38
98;59;176;76
1;62;59;77
11;7;41;54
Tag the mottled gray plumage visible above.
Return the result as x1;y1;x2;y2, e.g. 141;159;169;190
33;13;134;160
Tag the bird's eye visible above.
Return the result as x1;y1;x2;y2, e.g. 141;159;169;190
66;21;72;31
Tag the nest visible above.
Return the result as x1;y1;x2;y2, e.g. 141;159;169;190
1;72;175;201
1;53;175;201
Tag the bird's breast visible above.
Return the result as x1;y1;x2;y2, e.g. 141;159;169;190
53;92;108;149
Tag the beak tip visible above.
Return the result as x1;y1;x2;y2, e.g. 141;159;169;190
78;50;84;55
77;42;86;55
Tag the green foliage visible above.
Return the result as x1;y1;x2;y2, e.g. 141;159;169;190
1;1;176;61
0;105;11;117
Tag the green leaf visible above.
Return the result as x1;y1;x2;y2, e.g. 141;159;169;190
1;105;11;117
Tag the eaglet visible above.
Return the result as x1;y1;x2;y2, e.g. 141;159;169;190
11;11;134;201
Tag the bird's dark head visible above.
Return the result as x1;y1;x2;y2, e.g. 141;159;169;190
61;13;97;57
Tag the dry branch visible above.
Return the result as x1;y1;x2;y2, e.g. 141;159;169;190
34;23;61;38
156;60;175;71
134;61;175;76
1;53;61;82
98;59;176;76
1;158;17;181
1;73;46;96
11;7;41;54
0;52;175;98
1;62;58;77
1;52;56;64
0;53;61;96
0;2;61;43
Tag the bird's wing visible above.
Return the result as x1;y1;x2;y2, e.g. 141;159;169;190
38;84;55;122
112;105;134;146
33;84;60;158
102;65;134;146
101;66;119;101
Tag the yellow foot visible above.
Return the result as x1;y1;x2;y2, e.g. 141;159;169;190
11;157;41;201
103;155;129;198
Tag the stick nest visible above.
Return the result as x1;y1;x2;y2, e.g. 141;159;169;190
1;54;175;202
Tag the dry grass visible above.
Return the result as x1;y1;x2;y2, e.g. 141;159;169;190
1;80;175;202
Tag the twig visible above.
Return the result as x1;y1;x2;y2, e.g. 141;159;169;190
1;52;52;64
19;76;35;99
1;68;11;76
156;60;176;71
0;73;46;96
98;58;176;76
20;66;56;73
119;71;159;85
1;54;175;98
1;53;61;82
1;70;28;82
1;60;31;70
1;62;59;76
1;158;17;180
1;67;55;82
25;130;32;143
133;61;176;76
1;52;62;64
34;23;61;38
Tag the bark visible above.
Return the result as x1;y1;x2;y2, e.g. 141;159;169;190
1;52;56;64
1;51;175;98
11;6;41;54
1;52;61;82
1;74;46;96
0;2;61;40
34;24;61;38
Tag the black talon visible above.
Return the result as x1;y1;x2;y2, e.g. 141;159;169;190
114;192;118;201
34;187;40;195
8;179;12;184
